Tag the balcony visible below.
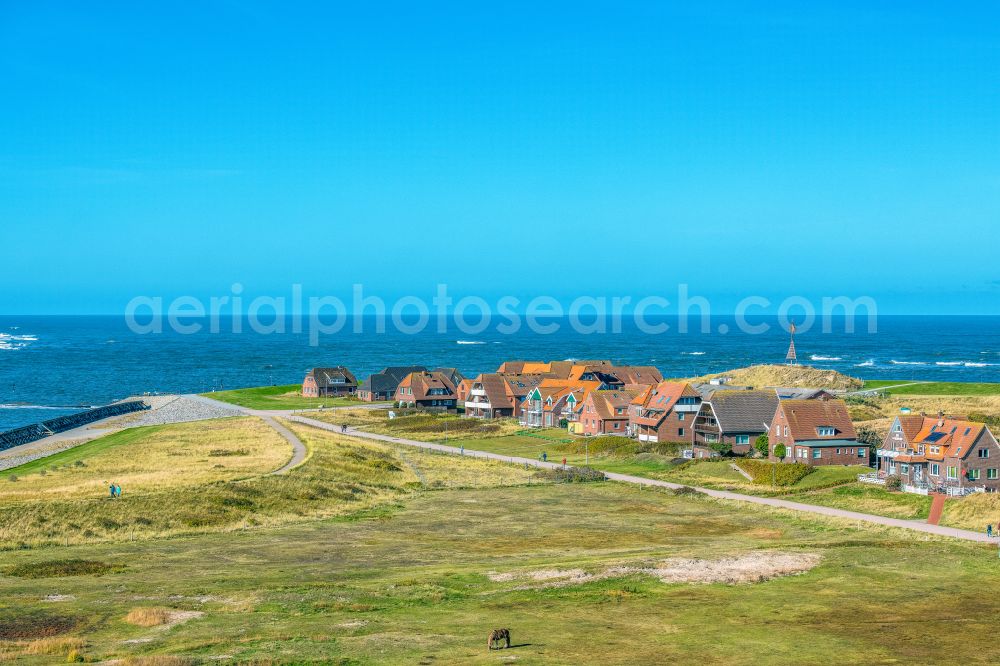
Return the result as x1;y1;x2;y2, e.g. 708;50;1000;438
470;388;487;397
465;400;491;410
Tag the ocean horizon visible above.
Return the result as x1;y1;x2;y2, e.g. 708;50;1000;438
1;314;997;432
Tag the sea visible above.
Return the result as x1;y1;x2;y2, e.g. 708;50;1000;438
0;315;997;432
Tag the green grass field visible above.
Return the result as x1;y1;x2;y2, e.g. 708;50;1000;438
3;479;1000;664
862;380;1000;396
203;384;370;409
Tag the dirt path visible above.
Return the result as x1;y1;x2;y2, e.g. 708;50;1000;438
282;414;994;544
927;493;946;525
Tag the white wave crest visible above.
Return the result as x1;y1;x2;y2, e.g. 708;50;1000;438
810;355;842;361
890;360;926;365
0;332;38;350
682;351;706;356
456;340;485;345
855;360;875;367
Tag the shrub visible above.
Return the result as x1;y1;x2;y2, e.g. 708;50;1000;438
8;475;16;482
736;460;815;486
773;443;787;461
885;475;903;491
208;448;249;457
754;435;769;458
535;466;606;483
671;485;705;497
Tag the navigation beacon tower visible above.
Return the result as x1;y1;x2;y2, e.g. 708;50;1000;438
785;322;798;365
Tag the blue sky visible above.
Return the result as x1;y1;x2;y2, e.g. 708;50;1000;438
1;1;998;314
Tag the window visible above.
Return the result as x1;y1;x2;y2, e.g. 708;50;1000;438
931;463;940;476
817;427;836;437
812;449;821;459
613;422;620;429
947;466;958;480
677;413;685;421
969;469;981;481
900;463;909;474
858;448;866;458
988;469;998;480
784;426;789;437
735;435;750;445
930;446;940;454
979;449;990;459
835;448;841;454
678;428;684;437
893;423;901;432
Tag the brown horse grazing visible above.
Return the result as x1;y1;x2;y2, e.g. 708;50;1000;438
488;628;511;650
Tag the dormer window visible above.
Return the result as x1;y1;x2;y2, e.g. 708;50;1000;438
892;423;901;432
817;427;836;437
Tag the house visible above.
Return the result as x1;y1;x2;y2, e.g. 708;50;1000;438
691;382;752;400
629;381;702;443
464;373;544;418
432;367;465;389
497;360;612;378
772;387;836;401
876;413;1000;492
302;367;358;397
692;389;779;457
357;366;427;401
768;399;862;466
393;371;458;411
580;389;642;436
520;379;603;428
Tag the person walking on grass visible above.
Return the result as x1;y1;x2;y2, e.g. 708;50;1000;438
541;451;547;463
562;457;567;468
988;524;993;538
109;482;116;499
114;483;122;498
341;423;348;434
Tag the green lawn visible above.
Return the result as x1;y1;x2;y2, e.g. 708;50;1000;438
2;481;998;664
203;384;371;409
862;379;1000;396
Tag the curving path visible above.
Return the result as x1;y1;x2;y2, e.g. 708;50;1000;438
285;414;995;544
188;395;994;544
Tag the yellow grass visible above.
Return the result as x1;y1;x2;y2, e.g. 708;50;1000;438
0;418;540;548
0;417;290;502
685;363;863;390
21;636;85;655
940;493;1000;532
124;607;172;627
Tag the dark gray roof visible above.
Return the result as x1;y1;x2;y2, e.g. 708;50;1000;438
309;367;358;389
431;367;465;386
771;387;835;400
707;390;779;433
362;366;427;393
692;382;752;400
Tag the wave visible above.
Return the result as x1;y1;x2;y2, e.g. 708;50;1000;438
456;340;485;345
810;355;842;361
935;361;963;366
0;332;38;350
964;362;992;368
682;351;706;356
890;360;926;365
855;360;875;367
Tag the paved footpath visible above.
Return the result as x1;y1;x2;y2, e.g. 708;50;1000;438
190;396;995;544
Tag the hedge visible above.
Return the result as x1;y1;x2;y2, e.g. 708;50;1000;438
735;460;815;486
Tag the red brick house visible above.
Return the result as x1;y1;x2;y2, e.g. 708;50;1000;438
692;389;778;456
302;367;358;397
768;399;863;466
877;414;1000;492
357;365;426;401
519;380;602;428
394;371;458;411
629;381;702;443
580;389;642;436
464;373;543;419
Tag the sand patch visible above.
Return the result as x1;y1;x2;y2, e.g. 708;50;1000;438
41;594;75;602
488;552;820;588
